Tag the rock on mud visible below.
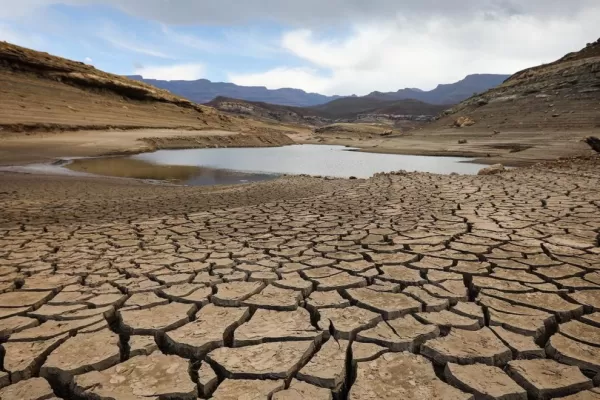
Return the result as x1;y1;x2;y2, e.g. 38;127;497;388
478;164;506;175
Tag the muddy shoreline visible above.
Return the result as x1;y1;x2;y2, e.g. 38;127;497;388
344;147;529;167
64;156;280;186
0;125;595;171
3;143;491;185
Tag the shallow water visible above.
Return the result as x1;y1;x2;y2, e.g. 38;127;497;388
132;144;486;179
64;156;276;186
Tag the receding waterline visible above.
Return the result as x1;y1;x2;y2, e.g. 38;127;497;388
131;144;486;180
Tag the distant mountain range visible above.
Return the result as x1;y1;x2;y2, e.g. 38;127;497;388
364;74;511;105
127;74;510;107
126;76;340;107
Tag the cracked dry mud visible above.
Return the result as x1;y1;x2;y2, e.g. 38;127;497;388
0;156;599;399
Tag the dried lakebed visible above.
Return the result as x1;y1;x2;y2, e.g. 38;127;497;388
66;144;489;185
0;156;599;399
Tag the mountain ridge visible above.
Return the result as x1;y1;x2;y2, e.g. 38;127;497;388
126;76;341;107
127;73;511;107
364;74;510;104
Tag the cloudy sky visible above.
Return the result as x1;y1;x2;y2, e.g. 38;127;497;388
1;0;598;95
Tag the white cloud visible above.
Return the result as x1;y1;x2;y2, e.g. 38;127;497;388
96;22;173;59
2;0;600;95
229;67;331;93
159;25;220;53
102;36;172;59
281;28;387;70
34;0;600;25
231;9;600;95
0;0;55;19
134;63;205;80
221;29;282;59
84;56;93;64
4;0;599;25
160;25;280;59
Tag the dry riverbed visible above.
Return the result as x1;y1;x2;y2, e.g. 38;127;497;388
0;154;599;399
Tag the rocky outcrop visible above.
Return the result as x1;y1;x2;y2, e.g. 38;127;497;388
478;164;506;176
454;117;475;128
585;137;600;153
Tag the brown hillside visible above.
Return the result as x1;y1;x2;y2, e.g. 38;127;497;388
310;97;447;119
208;95;447;126
434;39;600;131
206;96;328;125
0;41;241;131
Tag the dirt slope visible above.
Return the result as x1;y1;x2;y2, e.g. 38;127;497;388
0;41;245;131
433;39;600;131
309;97;447;119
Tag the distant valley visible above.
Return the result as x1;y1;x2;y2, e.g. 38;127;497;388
127;73;510;127
207;96;449;127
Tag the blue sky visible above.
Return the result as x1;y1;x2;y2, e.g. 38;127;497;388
1;1;598;96
1;4;297;82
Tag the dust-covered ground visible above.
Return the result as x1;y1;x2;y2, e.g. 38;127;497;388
0;155;599;399
303;127;597;167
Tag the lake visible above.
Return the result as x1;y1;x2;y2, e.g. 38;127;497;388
131;144;485;180
59;144;488;185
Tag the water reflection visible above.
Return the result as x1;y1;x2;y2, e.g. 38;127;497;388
66;145;488;186
133;144;486;178
67;157;276;185
183;168;276;186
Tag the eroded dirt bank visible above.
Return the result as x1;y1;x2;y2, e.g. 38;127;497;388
0;128;296;165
